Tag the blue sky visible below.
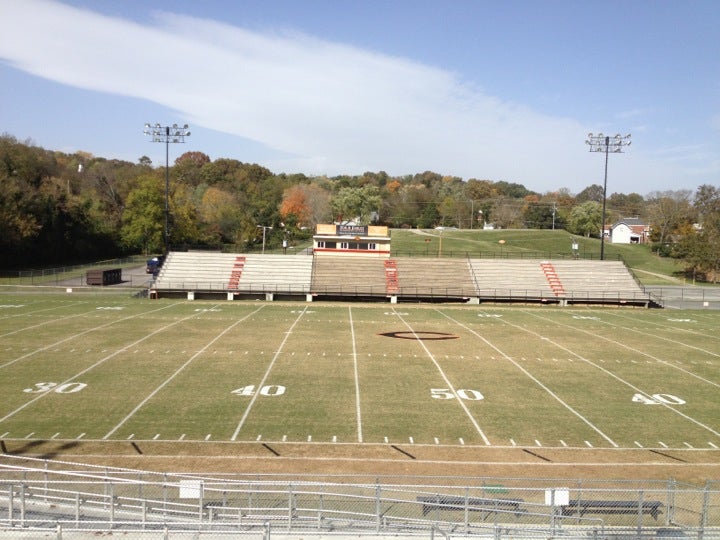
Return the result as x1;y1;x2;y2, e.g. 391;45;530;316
1;0;718;195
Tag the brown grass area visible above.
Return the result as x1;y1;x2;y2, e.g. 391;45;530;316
2;439;717;485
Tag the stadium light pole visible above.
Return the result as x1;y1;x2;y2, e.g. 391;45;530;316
585;133;631;260
257;225;272;254
143;123;191;253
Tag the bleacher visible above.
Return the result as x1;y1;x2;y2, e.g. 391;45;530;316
311;256;387;297
551;260;648;304
236;254;313;295
470;259;556;301
152;251;313;299
150;251;659;307
395;258;477;300
153;251;235;291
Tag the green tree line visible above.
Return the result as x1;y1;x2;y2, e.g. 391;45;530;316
1;135;717;281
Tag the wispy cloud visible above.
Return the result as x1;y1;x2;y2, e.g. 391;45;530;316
0;0;701;194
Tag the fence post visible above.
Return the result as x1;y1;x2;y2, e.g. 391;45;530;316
700;485;710;538
464;486;470;534
318;484;324;530
7;483;13;526
288;484;294;531
637;490;644;534
20;483;25;526
56;522;62;540
198;481;204;523
375;483;381;533
109;481;114;525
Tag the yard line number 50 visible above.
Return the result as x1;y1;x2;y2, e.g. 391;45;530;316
431;388;484;401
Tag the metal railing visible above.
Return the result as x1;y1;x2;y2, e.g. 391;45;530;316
0;457;718;539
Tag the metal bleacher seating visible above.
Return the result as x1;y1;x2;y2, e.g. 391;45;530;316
310;256;387;297
394;258;476;299
151;252;656;306
469;259;556;301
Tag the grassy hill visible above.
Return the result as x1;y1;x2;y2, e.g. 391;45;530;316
389;228;686;285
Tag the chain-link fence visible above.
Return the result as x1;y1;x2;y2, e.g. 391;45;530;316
1;456;718;539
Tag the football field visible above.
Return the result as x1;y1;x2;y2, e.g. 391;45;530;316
1;293;718;455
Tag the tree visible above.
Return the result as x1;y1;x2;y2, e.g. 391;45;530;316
567;201;602;237
331;185;381;225
575;184;605;203
120;176;164;254
679;184;720;282
280;185;311;226
645;190;693;247
523;202;561;229
196;186;241;244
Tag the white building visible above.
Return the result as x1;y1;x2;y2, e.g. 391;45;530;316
610;218;650;244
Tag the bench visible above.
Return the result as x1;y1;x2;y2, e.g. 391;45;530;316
561;499;663;520
418;495;525;517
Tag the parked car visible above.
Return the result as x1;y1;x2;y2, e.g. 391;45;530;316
145;256;165;274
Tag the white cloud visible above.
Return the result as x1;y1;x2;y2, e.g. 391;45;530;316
0;0;705;194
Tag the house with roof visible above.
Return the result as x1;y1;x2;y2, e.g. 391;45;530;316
610;217;650;244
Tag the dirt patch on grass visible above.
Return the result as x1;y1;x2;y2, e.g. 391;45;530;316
1;440;717;485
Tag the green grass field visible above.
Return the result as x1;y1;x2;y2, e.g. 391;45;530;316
1;294;718;451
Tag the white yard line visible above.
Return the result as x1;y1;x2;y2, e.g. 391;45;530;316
395;309;491;445
0;302;196;424
1;310;93;338
583;310;720;360
517;311;720;438
524;310;720;389
0;301;86;325
231;306;307;441
437;310;618;448
348;306;363;443
104;305;266;439
0;302;181;370
607;310;720;342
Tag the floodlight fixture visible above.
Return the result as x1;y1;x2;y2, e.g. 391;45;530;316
585;132;631;260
